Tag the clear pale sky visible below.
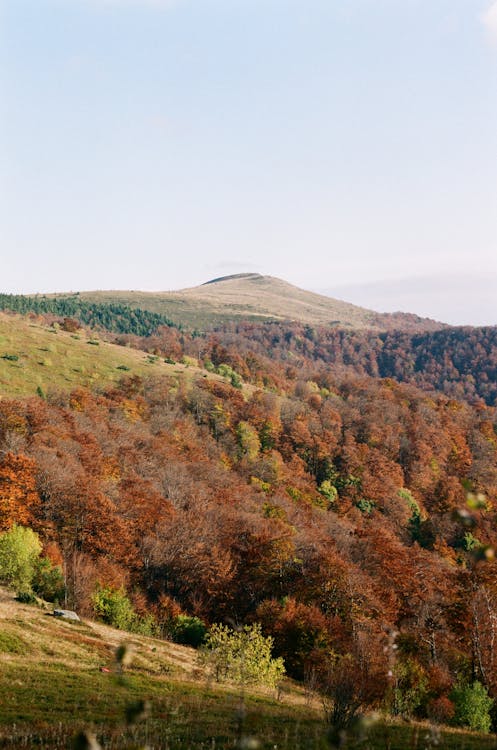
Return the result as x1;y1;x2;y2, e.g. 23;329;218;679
1;0;496;324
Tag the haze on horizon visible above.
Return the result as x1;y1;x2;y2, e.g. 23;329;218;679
1;0;497;325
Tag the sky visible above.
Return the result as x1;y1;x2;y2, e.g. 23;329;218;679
1;0;496;324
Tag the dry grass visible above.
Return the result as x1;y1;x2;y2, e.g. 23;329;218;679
0;587;196;678
62;275;443;331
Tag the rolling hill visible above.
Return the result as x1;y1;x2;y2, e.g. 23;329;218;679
0;313;212;398
56;273;445;331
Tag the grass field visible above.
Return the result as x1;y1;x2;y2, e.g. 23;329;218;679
0;589;495;750
0;313;222;399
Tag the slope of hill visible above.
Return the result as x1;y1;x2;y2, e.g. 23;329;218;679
190;321;497;406
65;274;445;331
0;589;493;749
0;313;202;397
0;587;321;749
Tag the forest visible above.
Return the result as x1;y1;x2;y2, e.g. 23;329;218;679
1;290;497;738
1;332;497;729
0;294;176;337
118;319;497;407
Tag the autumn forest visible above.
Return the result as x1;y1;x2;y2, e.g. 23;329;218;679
1;281;497;740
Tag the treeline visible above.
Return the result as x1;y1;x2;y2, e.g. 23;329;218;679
0;294;176;337
3;294;495;406
210;322;497;406
1;368;497;723
120;321;497;406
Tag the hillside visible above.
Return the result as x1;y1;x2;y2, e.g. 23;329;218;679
1;286;497;744
1;364;497;737
60;274;444;331
0;587;322;749
0;589;493;749
0;313;206;398
186;321;497;406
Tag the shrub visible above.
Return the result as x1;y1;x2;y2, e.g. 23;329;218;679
216;363;243;388
32;557;65;603
318;480;338;506
319;652;386;731
256;597;332;680
93;586;137;631
356;498;375;514
171;615;207;648
0;525;42;593
198;623;285;688
393;658;428;718
450;681;493;733
92;586;159;636
427;695;455;725
132;613;159;637
15;590;37;605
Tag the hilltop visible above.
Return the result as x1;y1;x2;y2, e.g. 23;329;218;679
58;274;444;331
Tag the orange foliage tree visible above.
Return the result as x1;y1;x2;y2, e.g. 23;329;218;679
0;452;40;531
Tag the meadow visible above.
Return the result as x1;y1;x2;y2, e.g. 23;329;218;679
0;313;211;398
0;589;495;750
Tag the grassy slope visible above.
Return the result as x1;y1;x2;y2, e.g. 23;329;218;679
0;587;324;749
0;313;212;398
0;589;494;750
56;274;444;331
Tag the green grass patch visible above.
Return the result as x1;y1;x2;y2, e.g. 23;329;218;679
0;314;184;398
0;630;29;655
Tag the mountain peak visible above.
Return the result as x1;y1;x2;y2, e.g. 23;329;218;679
58;275;446;332
202;273;264;285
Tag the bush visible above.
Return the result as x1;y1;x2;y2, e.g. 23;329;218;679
0;525;42;593
319;652;386;731
93;586;136;630
392;658;428;718
132;613;159;637
171;615;207;648
32;557;65;603
427;696;455;725
198;623;285;688
450;681;493;733
15;590;38;605
256;598;332;680
92;586;158;636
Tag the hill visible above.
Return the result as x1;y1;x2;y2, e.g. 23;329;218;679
62;274;444;331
